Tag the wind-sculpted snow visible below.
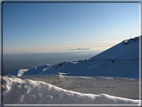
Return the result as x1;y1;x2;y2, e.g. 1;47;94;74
1;76;141;104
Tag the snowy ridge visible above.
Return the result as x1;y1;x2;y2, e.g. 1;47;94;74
1;76;141;104
7;36;140;78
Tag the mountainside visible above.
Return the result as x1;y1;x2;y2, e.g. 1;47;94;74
7;36;140;78
89;36;139;60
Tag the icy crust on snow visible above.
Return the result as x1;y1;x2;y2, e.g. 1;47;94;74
1;76;141;104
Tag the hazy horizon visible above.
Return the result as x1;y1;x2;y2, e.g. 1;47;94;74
3;50;102;75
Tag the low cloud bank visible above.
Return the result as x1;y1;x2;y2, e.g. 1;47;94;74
67;48;90;51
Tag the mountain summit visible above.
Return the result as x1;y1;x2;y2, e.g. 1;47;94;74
90;36;139;60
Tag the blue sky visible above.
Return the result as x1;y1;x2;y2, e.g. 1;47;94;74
3;3;140;54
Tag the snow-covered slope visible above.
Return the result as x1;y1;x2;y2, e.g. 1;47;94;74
1;76;141;104
89;37;139;60
7;36;140;78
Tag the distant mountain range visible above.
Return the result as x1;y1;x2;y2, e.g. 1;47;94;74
7;36;141;78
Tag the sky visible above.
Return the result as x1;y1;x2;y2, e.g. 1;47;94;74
3;2;140;54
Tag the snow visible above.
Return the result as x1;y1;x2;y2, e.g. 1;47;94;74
7;36;140;78
90;36;139;60
18;75;139;99
16;69;28;77
2;36;141;105
1;76;141;105
8;58;139;78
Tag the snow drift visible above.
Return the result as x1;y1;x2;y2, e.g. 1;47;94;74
1;76;141;104
18;75;139;99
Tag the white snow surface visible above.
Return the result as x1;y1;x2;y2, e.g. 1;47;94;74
16;69;28;77
7;36;140;78
18;75;140;99
89;37;139;60
3;36;141;105
1;76;141;104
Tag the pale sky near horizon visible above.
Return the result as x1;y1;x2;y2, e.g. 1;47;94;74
3;2;140;54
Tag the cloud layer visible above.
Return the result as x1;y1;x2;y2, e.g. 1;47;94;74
67;48;90;51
